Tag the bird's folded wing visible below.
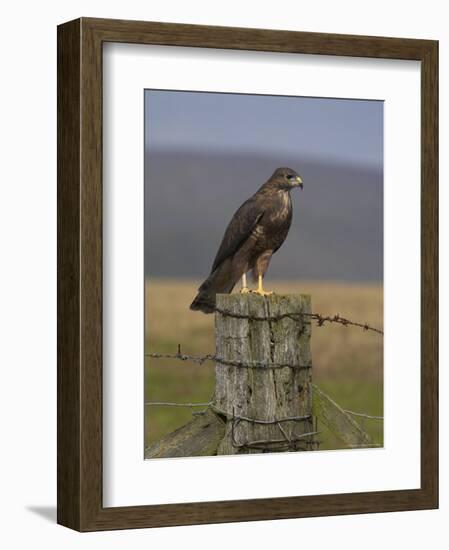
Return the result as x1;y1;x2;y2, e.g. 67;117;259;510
211;197;264;273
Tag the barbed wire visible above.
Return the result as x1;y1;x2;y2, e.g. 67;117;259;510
214;306;384;336
145;347;311;370
146;347;214;364
305;312;383;335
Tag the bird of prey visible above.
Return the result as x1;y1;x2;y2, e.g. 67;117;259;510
190;167;303;314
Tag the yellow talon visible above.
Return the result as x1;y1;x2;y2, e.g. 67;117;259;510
252;289;273;296
251;275;273;296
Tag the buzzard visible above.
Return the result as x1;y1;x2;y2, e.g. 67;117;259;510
190;167;303;314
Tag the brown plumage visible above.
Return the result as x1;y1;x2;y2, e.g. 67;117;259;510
190;167;303;314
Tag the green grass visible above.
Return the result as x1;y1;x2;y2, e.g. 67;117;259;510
145;359;215;446
314;379;383;450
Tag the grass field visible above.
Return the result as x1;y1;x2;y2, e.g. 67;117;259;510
144;279;384;452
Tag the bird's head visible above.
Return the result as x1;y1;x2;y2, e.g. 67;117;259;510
270;167;303;190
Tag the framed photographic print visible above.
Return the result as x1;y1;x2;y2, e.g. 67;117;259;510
57;17;438;531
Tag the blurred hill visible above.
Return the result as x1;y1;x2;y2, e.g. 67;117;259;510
145;149;383;282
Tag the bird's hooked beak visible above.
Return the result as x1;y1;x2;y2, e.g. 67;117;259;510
296;175;303;189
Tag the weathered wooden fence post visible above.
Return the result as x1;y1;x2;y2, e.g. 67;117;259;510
214;293;314;454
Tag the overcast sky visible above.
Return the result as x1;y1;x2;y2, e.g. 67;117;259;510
145;90;383;170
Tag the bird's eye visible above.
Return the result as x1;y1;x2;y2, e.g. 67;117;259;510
286;174;294;180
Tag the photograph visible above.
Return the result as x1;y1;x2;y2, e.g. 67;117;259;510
144;89;384;458
54;14;438;533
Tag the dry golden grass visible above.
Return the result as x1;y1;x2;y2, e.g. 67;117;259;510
145;278;383;380
145;279;383;449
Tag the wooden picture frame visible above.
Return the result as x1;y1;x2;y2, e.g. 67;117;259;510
57;17;438;531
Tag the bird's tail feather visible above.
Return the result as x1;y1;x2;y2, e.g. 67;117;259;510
190;260;238;314
189;291;217;314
